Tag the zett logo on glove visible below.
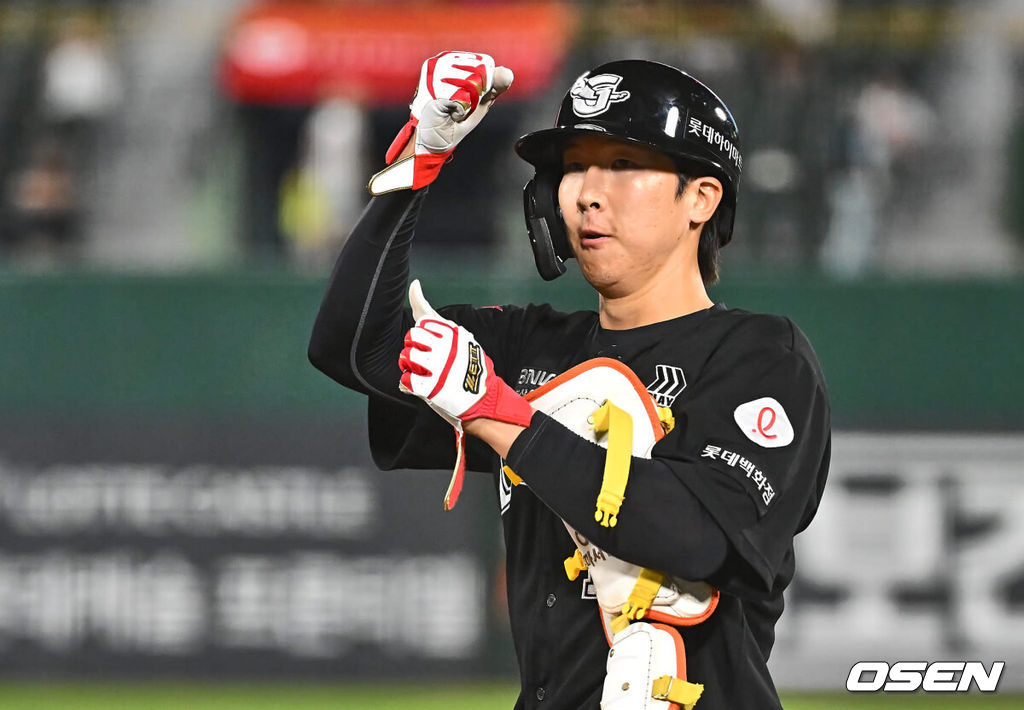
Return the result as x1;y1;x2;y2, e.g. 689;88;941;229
464;343;483;394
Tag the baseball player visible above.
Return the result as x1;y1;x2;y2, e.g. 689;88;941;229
309;52;830;710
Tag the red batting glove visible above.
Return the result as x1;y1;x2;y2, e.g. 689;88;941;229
368;51;514;195
398;279;533;509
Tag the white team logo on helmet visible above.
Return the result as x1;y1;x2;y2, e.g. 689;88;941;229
570;73;630;118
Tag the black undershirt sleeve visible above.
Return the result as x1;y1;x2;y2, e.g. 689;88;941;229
307;186;519;475
505;411;730;583
307;190;425;403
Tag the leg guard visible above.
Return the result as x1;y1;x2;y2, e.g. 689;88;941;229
601;622;703;710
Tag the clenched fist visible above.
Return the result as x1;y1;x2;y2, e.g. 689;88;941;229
368;52;514;195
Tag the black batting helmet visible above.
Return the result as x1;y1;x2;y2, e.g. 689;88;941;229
515;59;743;280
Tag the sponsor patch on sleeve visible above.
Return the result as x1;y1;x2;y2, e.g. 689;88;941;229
734;397;794;448
700;441;777;516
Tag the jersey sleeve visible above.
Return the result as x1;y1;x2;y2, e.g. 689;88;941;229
657;317;831;593
367;302;526;473
307;185;527;475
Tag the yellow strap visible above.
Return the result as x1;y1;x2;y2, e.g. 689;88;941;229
609;613;631;635
502;465;523;487
651;676;704;709
563;550;588;581
591;400;633;528
656;406;675;435
620;568;665;621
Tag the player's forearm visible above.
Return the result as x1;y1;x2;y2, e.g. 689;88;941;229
463;418;526;458
505;412;728;581
308;190;425;397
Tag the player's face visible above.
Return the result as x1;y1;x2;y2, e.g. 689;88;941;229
558;135;700;297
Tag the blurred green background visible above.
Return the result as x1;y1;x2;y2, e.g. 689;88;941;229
4;267;1024;430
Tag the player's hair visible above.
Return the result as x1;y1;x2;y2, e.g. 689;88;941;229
676;173;721;285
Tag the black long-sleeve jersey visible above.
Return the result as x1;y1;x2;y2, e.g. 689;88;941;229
309;190;831;710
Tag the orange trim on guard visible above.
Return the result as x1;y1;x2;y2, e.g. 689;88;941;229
644;588;720;628
599;611;615;647
524;357;665;442
651;622;689;710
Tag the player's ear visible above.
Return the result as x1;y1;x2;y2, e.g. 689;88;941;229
690;176;723;225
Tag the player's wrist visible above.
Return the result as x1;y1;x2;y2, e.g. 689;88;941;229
462;417;528;460
384;119;417;165
461;373;534;428
396;135;416;161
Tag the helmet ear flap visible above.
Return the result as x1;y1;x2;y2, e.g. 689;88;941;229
711;187;736;248
523;169;572;281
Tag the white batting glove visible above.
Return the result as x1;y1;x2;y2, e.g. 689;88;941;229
398;279;533;510
368;52;514;195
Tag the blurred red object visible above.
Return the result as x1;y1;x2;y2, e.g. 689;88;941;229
219;0;577;106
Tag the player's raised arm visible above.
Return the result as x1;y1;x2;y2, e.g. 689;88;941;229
307;52;512;399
